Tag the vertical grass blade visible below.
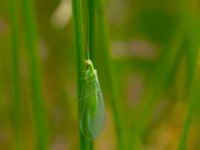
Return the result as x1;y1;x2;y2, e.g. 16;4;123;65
178;0;200;149
127;0;190;149
87;0;97;148
178;76;200;150
128;44;183;149
87;0;96;61
71;0;91;149
20;0;48;149
8;0;23;149
95;0;125;149
179;61;200;150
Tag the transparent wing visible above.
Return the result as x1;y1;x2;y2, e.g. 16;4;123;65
80;69;105;140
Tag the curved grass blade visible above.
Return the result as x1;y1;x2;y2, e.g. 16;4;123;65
128;40;183;149
178;72;200;150
128;0;191;149
178;0;200;149
80;60;105;140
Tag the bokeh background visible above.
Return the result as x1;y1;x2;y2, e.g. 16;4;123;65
0;0;200;149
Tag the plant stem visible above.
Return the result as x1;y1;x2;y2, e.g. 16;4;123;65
178;0;200;149
86;0;97;148
96;0;125;149
179;65;200;150
72;0;91;149
129;43;183;149
87;0;96;61
127;0;190;149
9;0;22;149
20;0;48;149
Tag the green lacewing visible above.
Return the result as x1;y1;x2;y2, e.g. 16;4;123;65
80;59;105;140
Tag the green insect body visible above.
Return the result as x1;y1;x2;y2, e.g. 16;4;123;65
80;60;105;140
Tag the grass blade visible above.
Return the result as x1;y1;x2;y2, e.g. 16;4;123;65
71;0;91;149
95;0;125;149
178;0;200;149
8;0;23;149
128;0;190;148
20;0;48;149
87;0;96;61
86;0;98;148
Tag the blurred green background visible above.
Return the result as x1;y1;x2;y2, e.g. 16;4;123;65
0;0;200;149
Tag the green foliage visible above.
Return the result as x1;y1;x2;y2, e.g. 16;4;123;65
20;0;48;149
9;0;23;149
1;0;200;149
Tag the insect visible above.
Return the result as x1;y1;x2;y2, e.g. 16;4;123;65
80;59;105;140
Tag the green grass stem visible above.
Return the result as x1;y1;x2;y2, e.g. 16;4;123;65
128;0;190;148
86;0;98;148
20;0;48;149
72;0;91;149
95;0;125;149
87;0;96;62
178;70;200;150
8;0;23;149
178;0;200;149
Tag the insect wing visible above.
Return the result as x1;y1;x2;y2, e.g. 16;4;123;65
80;64;105;140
